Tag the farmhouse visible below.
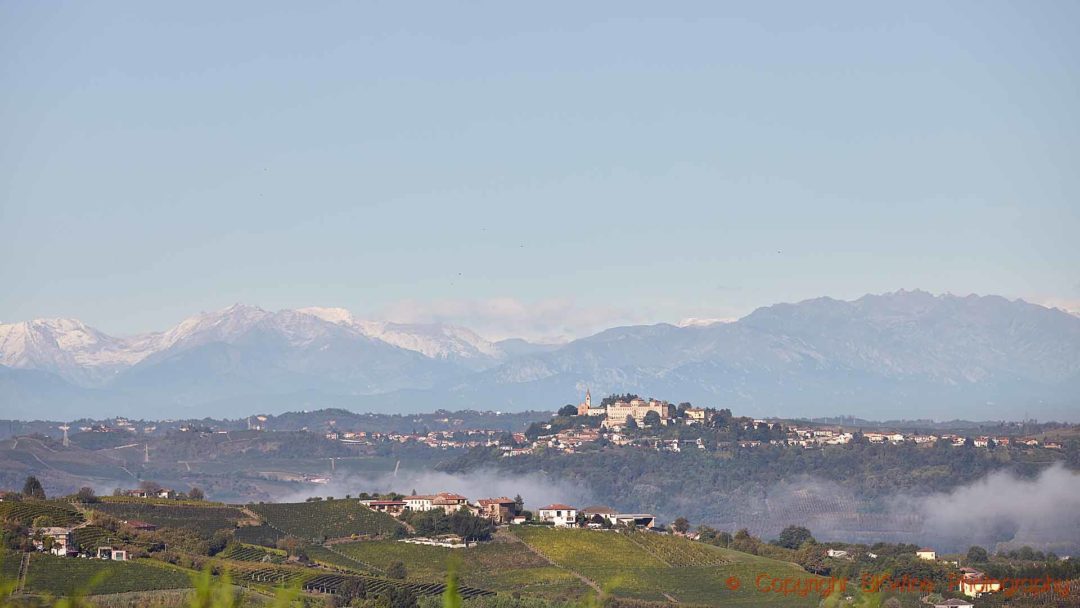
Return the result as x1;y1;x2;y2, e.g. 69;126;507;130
366;500;406;515
432;492;469;514
826;549;849;559
36;526;76;556
916;548;937;561
476;497;517;523
97;546;128;560
537;504;577;527
404;495;435;511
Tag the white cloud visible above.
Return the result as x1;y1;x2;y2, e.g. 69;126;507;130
374;297;649;343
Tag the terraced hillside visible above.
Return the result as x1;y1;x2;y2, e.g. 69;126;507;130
91;502;243;535
0;500;83;527
512;527;826;607
248;499;403;541
324;536;589;600
22;553;192;596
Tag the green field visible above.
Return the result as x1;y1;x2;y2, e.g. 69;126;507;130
511;527;826;607
326;537;595;600
23;553;192;596
0;500;84;527
91;502;243;535
248;499;403;541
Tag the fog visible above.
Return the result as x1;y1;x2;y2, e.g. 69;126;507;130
277;467;596;512
753;464;1080;553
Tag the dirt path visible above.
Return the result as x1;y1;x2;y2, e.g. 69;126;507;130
505;531;602;593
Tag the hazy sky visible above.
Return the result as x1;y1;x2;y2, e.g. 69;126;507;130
2;2;1078;341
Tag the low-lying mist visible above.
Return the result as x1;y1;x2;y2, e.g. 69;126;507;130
277;468;596;512
753;463;1080;553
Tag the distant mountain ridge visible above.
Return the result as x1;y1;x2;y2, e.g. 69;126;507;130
2;291;1078;421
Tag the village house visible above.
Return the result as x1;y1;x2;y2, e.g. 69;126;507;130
475;497;517;523
365;500;407;515
684;408;709;424
826;549;849;559
432;492;469;514
36;527;76;556
537;504;578;527
916;548;937;561
97;546;127;560
955;567;1002;598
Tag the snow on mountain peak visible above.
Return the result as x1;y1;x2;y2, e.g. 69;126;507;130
297;307;354;325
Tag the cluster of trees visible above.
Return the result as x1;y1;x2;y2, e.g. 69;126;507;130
398;508;496;542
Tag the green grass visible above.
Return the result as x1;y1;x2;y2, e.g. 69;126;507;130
24;553;193;596
90;503;243;535
329;538;591;600
0;500;84;527
512;527;826;606
248;499;403;541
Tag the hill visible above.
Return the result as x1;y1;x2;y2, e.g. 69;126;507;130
248;498;404;541
3;291;1080;420
322;529;826;607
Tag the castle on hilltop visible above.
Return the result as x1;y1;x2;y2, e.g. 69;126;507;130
576;389;671;427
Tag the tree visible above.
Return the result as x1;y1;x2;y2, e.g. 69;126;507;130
75;487;97;503
557;404;579;417
32;515;52;529
513;494;524;514
966;545;989;563
624;415;638;430
672;517;690;534
776;525;815;549
188;487;205;501
22;476;45;499
643;411;661;427
387;560;407;580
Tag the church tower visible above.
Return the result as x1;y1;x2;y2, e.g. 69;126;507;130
585;389;591;409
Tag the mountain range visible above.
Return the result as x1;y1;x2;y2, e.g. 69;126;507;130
2;291;1079;421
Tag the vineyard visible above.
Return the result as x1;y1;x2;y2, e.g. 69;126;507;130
248;499;403;541
73;525;115;552
234;523;285;547
220;543;287;564
0;500;84;527
512;527;825;607
328;538;589;599
23;553;192;596
90;503;243;535
218;559;494;599
627;531;730;566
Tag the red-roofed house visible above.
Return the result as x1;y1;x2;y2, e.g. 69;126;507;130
538;504;577;527
433;492;469;514
476;497;517;523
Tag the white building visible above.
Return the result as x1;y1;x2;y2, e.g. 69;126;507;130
537;504;577;527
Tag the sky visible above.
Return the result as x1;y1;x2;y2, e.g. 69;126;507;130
2;1;1078;342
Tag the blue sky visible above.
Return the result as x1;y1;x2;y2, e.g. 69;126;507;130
2;1;1078;341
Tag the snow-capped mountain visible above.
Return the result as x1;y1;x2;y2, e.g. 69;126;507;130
2;291;1079;420
0;318;150;385
298;307;502;365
